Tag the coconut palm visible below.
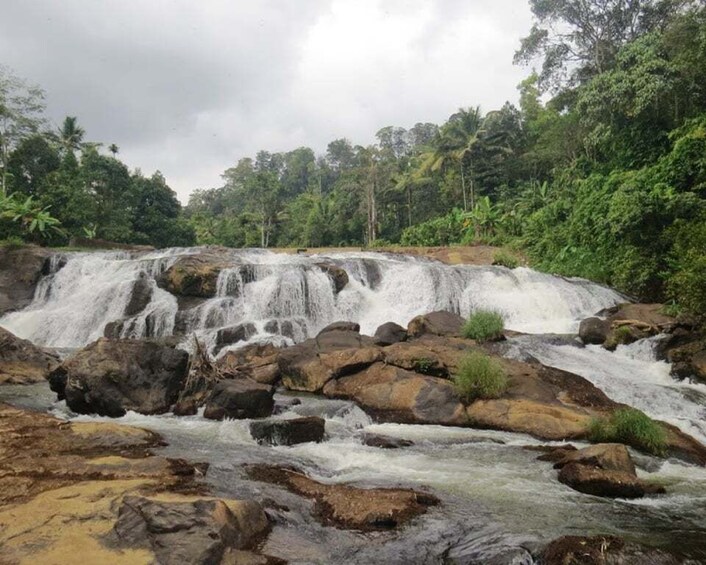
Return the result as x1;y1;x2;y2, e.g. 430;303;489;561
108;143;119;157
57;116;85;154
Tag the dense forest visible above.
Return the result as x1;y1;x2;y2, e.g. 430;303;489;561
1;0;705;315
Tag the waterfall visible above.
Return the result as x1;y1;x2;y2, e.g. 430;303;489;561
0;248;624;353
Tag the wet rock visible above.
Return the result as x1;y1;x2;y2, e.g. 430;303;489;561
407;310;465;338
318;320;360;335
60;338;189;417
218;343;281;385
666;338;706;384
215;323;257;354
382;340;453;377
264;319;296;339
607;303;676;329
113;495;269;565
553;443;636;475
558;462;665;498
249;416;325;446
0;245;52;315
158;251;231;298
315;263;349;293
578;317;609;345
245;465;438;531
123;272;154;316
0;326;60;384
373;321;407;346
540;535;681;565
203;378;274;420
362;433;414;449
323;363;467;425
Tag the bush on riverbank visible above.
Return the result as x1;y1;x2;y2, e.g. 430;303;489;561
462;310;505;342
453;351;508;403
588;408;667;456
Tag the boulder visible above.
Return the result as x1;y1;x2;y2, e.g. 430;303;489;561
0;245;52;315
362;434;414;449
203;378;274;420
123;272;154;317
558;462;665;498
315;263;349;293
114;495;269;565
407;310;465;338
607;303;676;329
0;327;60;384
578;317;609;345
249;416;325;446
553;443;636;475
158;252;231;298
317;321;360;335
59;338;189;417
373;322;407;346
218;342;281;385
323;363;467;425
246;465;438;531
214;323;257;354
541;535;681;565
666;339;706;383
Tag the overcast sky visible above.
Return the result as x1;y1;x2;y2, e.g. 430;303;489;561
0;0;534;202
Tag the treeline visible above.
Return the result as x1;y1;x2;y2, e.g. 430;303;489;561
0;81;194;247
187;0;706;315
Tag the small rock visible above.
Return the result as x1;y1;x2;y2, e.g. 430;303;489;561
249;416;325;446
315;263;349;293
407;310;465;338
578;317;609;345
362;434;414;449
317;321;360;335
373;322;407;346
203;378;275;420
558;462;665;498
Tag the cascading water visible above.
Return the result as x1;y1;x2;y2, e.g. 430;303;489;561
0;247;624;353
2;247;706;563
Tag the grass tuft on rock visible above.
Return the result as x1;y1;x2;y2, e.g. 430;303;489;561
588;408;667;456
492;250;520;269
453;351;508;403
462;310;505;342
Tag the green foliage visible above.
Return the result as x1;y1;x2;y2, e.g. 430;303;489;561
453;351;508;403
462;310;505;342
492;250;520;269
588;408;667;456
412;358;435;373
0;192;63;238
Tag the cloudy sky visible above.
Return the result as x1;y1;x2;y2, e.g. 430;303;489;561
1;0;534;202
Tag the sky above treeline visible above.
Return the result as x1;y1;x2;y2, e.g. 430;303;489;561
1;0;533;202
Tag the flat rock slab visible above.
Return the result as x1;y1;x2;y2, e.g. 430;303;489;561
245;464;438;531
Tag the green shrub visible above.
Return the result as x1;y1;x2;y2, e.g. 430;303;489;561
412;358;435;373
453;351;508;403
588;408;667;456
462;310;505;342
0;236;25;248
492;250;520;269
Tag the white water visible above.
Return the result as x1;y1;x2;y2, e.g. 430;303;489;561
0;247;624;352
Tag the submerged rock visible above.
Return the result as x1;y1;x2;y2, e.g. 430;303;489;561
362;433;414;449
249;416;325;446
59;338;189;417
203;378;274;420
0;326;60;384
245;464;438;531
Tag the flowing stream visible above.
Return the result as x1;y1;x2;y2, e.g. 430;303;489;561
1;248;705;564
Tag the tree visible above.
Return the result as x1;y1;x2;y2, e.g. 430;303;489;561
57;116;85;155
6;135;60;196
0;66;46;195
108;143;119;157
514;0;697;91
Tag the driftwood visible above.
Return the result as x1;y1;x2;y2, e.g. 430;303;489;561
176;337;225;407
610;319;661;333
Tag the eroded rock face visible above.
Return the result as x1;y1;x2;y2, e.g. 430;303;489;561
245;465;438;531
59;338;189;417
0;245;52;315
0;326;60;384
113;495;269;565
249;416;325;446
203;378;274;420
407;310;465;338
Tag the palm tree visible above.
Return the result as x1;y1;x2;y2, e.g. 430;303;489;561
58;116;85;154
108;143;119;157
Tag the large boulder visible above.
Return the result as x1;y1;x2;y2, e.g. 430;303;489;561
373;322;407;346
407;310;465;338
323;363;467;425
0;327;60;384
578;317;609;345
218;342;281;385
203;378;274;420
58;338;189;417
249;416;325;446
558;461;665;498
114;495;269;565
158;252;231;298
0;245;52;315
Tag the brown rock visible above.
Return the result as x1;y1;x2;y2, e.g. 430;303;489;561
158;251;231;298
553;443;636;475
578;317;610;345
249;416;325;446
407;310;465;338
245;465;438;531
0;326;60;384
323;363;467;425
541;535;681;565
315;263;349;293
218;342;281;385
317;320;360;335
373;321;407;346
0;245;52;315
203;378;274;420
558;462;665;498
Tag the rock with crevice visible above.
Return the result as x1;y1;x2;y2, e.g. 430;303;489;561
0;326;60;384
